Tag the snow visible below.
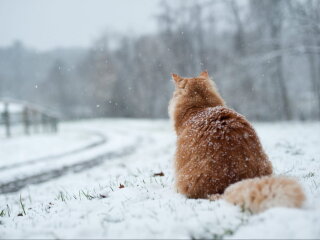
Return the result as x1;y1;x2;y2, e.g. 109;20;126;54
0;102;23;113
0;119;319;239
0;125;103;169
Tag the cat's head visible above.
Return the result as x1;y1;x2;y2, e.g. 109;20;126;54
171;71;218;97
169;71;225;130
169;71;224;122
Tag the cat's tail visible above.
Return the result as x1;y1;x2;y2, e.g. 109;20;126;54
210;176;306;214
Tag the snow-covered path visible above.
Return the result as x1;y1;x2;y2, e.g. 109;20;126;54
0;120;143;194
0;119;319;239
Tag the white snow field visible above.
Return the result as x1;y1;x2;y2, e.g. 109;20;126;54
0;119;319;239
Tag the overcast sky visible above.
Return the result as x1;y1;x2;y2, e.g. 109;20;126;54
0;0;159;51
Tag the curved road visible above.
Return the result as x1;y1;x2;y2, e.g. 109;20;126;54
0;130;107;171
0;129;142;194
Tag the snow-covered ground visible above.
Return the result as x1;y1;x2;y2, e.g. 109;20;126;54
0;102;23;113
0;126;103;169
0;119;319;239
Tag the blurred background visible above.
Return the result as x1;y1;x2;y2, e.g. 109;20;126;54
0;0;319;121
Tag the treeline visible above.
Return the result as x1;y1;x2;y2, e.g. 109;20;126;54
0;0;319;120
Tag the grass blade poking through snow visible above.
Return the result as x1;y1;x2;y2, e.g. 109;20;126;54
19;194;26;216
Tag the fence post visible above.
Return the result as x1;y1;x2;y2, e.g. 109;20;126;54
32;109;40;133
51;117;58;133
3;102;11;138
41;113;47;133
23;106;30;135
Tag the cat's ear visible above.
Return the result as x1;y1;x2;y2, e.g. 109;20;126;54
171;73;183;83
199;70;209;78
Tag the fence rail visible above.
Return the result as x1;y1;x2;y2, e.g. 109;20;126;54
0;99;59;138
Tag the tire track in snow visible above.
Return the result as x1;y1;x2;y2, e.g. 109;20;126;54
0;130;107;172
0;136;142;194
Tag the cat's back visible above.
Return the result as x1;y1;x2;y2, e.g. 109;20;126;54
177;105;271;187
185;106;253;137
180;106;264;156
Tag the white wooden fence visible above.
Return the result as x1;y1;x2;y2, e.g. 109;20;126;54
0;99;59;138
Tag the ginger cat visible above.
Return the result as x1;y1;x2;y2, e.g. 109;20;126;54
169;71;305;213
169;71;273;199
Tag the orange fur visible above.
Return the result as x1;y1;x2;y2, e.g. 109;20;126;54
169;72;273;199
222;176;306;213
